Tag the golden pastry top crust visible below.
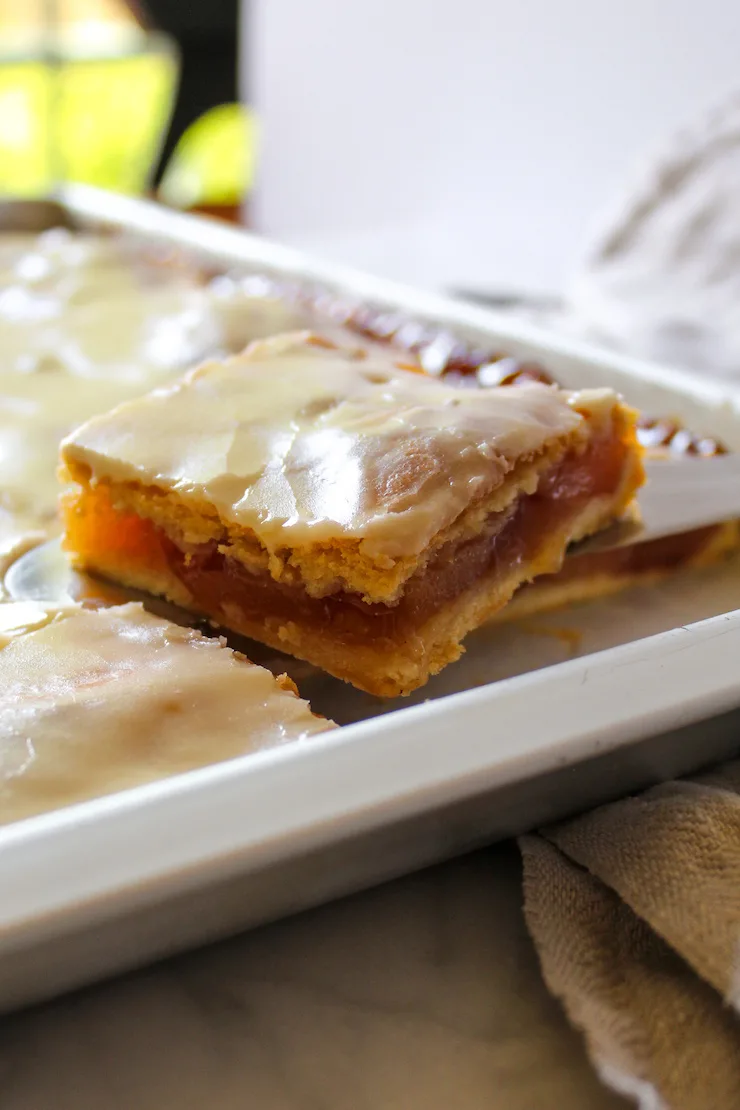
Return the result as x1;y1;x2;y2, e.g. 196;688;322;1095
0;601;334;825
61;332;624;563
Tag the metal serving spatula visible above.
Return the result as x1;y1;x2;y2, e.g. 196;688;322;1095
5;456;740;605
572;454;740;556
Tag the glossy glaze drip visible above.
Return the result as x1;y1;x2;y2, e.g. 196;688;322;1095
62;332;622;561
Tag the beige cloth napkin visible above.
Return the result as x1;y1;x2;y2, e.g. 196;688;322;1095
566;91;740;380
510;89;740;386
520;759;740;1109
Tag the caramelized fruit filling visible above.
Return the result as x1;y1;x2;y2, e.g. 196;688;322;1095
65;429;631;648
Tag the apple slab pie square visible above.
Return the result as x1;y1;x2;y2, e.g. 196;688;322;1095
60;333;644;696
0;601;334;826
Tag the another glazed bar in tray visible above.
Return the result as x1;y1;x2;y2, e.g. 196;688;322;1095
0;601;333;826
60;333;643;696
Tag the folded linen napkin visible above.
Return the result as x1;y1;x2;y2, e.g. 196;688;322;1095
498;89;740;385
565;92;740;380
520;759;740;1109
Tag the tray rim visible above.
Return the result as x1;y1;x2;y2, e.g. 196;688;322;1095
3;186;740;956
3;608;740;947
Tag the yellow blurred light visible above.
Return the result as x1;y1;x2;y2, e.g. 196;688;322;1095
158;103;257;209
0;67;48;192
0;0;141;55
0;36;178;196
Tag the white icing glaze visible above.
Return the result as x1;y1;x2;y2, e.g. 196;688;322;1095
1;230;219;382
0;601;334;825
1;370;175;524
0;229;307;538
0;600;79;648
62;332;617;560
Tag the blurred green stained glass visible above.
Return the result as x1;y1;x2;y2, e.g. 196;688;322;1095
0;33;178;196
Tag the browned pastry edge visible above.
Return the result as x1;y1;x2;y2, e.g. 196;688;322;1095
222;272;728;457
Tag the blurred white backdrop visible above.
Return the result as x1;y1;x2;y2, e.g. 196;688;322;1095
246;0;740;293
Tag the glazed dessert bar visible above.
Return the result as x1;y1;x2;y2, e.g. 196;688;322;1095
60;332;643;696
0;601;334;825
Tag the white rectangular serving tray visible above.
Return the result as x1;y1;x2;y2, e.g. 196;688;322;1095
3;186;740;1013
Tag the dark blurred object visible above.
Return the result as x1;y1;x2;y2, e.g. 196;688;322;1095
450;287;562;316
144;0;238;183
